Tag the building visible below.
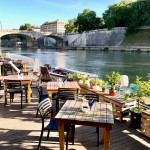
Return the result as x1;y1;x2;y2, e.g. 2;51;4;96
40;20;67;33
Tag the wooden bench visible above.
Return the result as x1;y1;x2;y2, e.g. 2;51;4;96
79;84;136;122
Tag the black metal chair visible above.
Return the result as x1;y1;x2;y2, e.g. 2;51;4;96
56;88;78;113
38;98;74;150
36;85;57;118
4;79;26;108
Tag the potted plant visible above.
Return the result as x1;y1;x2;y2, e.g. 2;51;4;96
129;75;150;128
66;73;74;81
106;71;121;96
101;80;108;92
90;78;103;90
73;73;84;83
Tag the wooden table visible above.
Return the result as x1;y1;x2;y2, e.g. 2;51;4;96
47;81;81;102
79;84;136;122
55;100;114;150
0;74;33;104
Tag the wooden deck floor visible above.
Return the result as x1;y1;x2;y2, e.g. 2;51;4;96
0;87;149;150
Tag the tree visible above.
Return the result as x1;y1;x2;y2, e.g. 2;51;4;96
103;0;132;29
102;0;150;33
75;9;103;33
19;23;32;30
65;18;78;33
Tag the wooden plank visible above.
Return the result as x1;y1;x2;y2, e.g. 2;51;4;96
141;118;150;125
68;101;80;120
142;112;150;120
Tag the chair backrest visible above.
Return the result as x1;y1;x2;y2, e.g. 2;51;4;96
4;79;22;90
44;64;51;70
40;66;52;82
75;93;99;102
38;98;53;118
58;88;78;101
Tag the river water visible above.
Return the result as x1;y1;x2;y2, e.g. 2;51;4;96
1;47;150;82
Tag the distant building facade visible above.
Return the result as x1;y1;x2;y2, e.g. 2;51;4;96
40;20;67;33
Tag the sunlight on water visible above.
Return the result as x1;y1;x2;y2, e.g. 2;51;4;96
1;47;150;82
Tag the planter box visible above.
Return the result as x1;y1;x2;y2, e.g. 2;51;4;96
130;111;142;129
141;110;150;138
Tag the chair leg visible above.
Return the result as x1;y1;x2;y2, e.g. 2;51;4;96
97;127;99;146
47;130;50;140
71;125;75;145
21;92;23;109
38;130;44;150
36;108;39;118
25;86;28;103
56;99;59;113
4;92;7;107
66;130;69;150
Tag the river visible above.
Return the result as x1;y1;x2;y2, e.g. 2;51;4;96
1;47;150;82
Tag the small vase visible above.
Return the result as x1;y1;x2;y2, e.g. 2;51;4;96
102;88;106;92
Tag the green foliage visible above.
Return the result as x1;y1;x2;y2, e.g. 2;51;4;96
130;75;150;113
65;19;78;33
102;80;108;88
19;23;32;30
102;0;150;33
90;78;103;86
73;73;84;81
106;71;121;86
122;29;150;45
75;9;103;33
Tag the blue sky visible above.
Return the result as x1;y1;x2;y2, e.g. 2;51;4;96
0;0;121;29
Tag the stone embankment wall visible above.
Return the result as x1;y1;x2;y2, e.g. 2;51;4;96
64;27;127;47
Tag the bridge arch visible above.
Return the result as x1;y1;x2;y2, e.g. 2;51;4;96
46;34;64;46
1;33;35;47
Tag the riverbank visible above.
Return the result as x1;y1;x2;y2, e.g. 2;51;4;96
49;46;150;52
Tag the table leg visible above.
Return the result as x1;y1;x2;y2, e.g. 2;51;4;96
27;83;31;104
104;128;110;150
48;92;52;103
4;83;8;105
101;128;105;144
57;121;65;150
23;63;26;72
0;65;1;76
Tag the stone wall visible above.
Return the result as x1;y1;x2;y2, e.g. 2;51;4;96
65;27;127;47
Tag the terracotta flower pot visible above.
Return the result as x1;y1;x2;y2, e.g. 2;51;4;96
109;91;116;96
102;88;106;92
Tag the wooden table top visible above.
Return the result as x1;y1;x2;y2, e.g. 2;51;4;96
0;74;33;81
47;81;81;91
55;100;114;126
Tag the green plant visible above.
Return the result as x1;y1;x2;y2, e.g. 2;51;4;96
73;73;84;82
130;75;150;113
102;80;108;88
106;71;121;91
90;78;103;86
66;73;74;80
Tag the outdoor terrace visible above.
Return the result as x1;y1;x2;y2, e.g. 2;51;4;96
0;87;150;150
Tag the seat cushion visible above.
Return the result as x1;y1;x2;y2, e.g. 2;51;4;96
44;118;70;131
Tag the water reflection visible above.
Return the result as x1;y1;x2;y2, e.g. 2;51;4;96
1;47;150;82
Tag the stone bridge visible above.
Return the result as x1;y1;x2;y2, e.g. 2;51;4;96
0;30;64;47
0;27;127;48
